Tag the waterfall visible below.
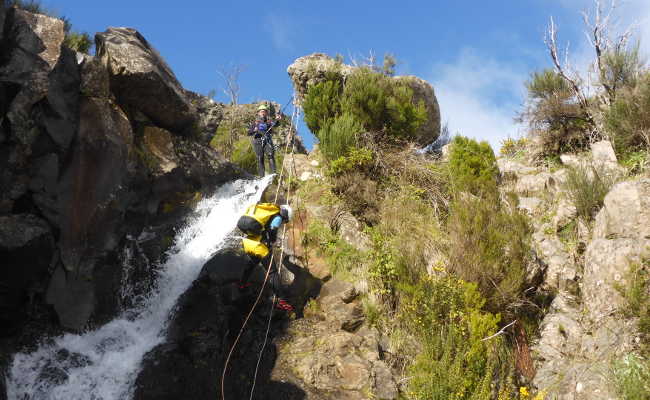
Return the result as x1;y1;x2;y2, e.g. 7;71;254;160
6;176;273;400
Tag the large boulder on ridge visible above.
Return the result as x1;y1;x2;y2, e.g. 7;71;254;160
287;53;441;145
287;53;353;102
394;75;441;146
95;27;197;134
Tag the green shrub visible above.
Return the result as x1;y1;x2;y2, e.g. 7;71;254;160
519;69;591;155
301;220;366;277
327;147;373;176
402;276;513;400
448;136;498;197
611;354;650;400
230;136;257;174
446;195;531;316
341;67;427;139
64;31;92;54
301;64;427;162
599;45;644;104
318;112;363;160
620;151;649;175
605;73;650;156
303;76;342;134
500;137;529;157
376;186;441;284
563;165;619;221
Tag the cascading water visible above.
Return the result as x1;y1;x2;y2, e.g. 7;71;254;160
6;176;273;400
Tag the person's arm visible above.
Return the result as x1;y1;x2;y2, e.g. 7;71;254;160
247;121;257;136
266;215;283;244
267;114;281;135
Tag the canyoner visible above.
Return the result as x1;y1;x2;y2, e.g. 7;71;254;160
248;103;281;176
237;201;295;311
220;97;302;400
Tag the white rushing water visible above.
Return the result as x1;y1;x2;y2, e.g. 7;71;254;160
6;176;273;400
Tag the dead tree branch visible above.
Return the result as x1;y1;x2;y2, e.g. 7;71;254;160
481;320;517;342
217;64;246;105
545;17;590;111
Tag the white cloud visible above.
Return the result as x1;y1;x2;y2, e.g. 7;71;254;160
430;48;528;151
264;13;294;51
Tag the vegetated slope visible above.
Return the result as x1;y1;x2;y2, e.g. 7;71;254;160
278;52;650;400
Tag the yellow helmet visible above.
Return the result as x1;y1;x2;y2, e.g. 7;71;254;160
257;104;269;112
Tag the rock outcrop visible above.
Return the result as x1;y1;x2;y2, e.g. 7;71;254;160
393;75;442;147
96;27;197;134
0;8;241;335
287;53;441;146
273;279;398;400
134;246;321;400
0;214;54;336
498;141;649;399
0;8;66;147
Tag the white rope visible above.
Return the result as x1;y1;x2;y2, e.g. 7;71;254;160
221;96;300;400
249;99;300;400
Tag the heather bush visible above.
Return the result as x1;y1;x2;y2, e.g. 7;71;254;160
448;136;498;197
446;195;531;316
562;164;619;221
519;69;591;155
318;112;363;160
605;72;650;156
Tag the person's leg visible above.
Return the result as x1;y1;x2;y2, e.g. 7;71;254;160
265;138;276;174
240;255;260;286
252;138;265;176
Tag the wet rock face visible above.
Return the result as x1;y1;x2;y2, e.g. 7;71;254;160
0;214;54;336
134;247;314;400
96;27;197;134
0;7;243;333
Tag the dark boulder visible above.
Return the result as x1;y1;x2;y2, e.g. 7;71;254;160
78;54;110;99
0;4;5;43
134;247;314;400
0;8;65;147
50;97;133;329
184;90;223;145
0;213;54;336
95;27;197;134
40;46;80;151
28;153;59;225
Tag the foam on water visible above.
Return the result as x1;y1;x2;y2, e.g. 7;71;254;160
6;176;273;400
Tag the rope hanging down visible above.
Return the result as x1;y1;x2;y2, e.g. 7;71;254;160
249;105;301;400
220;97;301;400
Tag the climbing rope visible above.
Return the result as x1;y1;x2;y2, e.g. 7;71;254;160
248;105;301;400
220;96;300;400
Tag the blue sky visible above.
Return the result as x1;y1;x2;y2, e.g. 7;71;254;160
44;0;650;150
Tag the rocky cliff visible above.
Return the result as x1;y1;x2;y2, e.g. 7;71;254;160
498;141;649;399
0;6;257;398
